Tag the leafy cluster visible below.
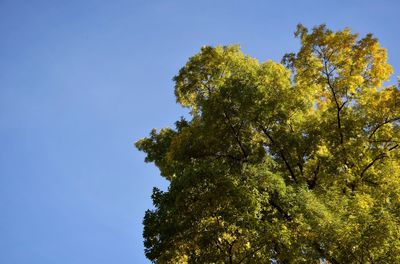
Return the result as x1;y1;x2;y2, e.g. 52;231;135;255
136;25;400;263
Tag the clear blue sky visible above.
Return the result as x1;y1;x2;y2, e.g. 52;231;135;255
0;0;399;263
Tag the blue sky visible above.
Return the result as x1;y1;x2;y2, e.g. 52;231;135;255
0;0;399;263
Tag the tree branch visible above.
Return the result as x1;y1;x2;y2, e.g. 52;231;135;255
307;161;320;189
323;58;345;144
360;144;398;178
236;244;266;264
223;110;248;160
360;153;386;178
368;116;400;139
260;127;297;182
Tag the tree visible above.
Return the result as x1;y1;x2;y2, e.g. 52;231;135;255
136;25;400;263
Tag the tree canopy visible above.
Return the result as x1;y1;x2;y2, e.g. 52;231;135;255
136;25;400;263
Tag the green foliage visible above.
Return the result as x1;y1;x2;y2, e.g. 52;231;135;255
136;25;400;263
